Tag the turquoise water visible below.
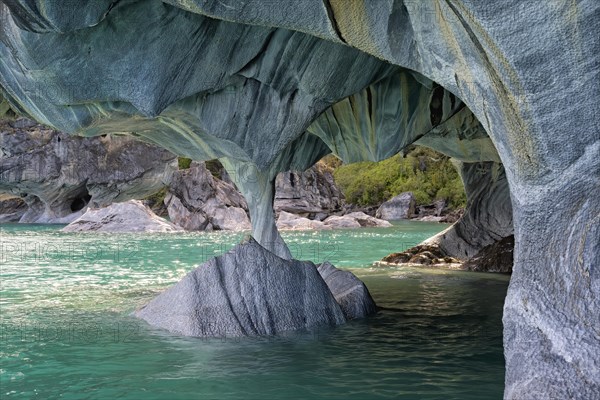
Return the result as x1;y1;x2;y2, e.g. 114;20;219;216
0;222;508;399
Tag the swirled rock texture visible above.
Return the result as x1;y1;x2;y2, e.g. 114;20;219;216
1;1;598;398
0;118;178;223
134;238;346;337
423;161;513;259
0;194;26;222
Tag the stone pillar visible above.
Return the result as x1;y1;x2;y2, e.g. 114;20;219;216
220;158;292;260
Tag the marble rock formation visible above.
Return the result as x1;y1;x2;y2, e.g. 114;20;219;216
274;162;344;216
381;244;461;267
0;195;27;222
165;160;343;231
62;200;182;233
0;118;177;223
1;2;598;397
376;192;416;220
135;238;347;337
165;161;250;231
317;262;377;320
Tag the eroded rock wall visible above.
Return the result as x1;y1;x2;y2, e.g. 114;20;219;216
0;118;178;223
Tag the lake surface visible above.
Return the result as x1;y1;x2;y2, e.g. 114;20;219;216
0;221;509;399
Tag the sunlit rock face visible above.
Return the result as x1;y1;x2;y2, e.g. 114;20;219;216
1;1;598;398
62;200;182;233
0;118;177;223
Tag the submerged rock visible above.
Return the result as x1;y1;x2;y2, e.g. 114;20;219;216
62;200;182;233
134;238;346;337
376;192;416;220
317;262;377;320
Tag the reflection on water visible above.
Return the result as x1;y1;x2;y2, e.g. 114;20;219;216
0;222;508;399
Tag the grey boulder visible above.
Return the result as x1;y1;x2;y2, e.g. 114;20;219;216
375;192;416;220
134;238;346;337
343;212;393;228
276;210;331;231
317;262;377;320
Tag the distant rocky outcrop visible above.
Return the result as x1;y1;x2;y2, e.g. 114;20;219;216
276;211;330;231
0;118;178;223
274;163;344;216
165;161;250;231
376;192;416;220
277;210;391;231
381;244;461;268
134;238;348;337
0;195;27;222
380;235;514;273
62;200;182;233
166;161;348;232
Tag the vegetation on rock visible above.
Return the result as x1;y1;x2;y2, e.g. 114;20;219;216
332;147;466;209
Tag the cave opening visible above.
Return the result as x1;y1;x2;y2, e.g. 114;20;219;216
70;192;92;212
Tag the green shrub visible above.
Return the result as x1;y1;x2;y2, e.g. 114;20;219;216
332;146;466;209
178;157;192;170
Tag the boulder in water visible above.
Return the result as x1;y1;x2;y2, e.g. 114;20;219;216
317;262;377;320
134;238;346;337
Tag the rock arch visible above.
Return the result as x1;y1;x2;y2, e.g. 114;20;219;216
0;1;598;398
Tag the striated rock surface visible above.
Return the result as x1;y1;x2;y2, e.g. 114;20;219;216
62;200;182;233
0;195;27;222
422;162;513;259
0;118;178;223
134;238;346;337
274;162;344;216
376;192;416;220
1;2;598;397
165;161;250;231
317;262;377;320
